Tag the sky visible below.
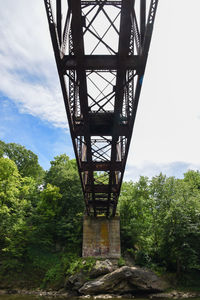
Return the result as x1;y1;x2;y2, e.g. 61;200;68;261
0;0;200;181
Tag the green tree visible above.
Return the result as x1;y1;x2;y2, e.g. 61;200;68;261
119;177;152;258
45;154;84;217
30;184;62;250
119;172;200;273
183;170;200;190
0;158;32;271
44;155;84;252
160;177;200;274
0;141;44;182
148;174;176;259
0;140;6;157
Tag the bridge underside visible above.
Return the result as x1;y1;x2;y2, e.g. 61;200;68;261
44;0;158;217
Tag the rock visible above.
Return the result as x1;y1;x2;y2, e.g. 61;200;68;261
58;288;66;294
94;295;114;299
123;294;134;298
65;259;115;291
149;291;200;299
90;260;114;278
182;294;190;298
123;252;135;267
7;290;18;294
79;266;168;295
93;294;122;299
65;272;88;290
149;293;174;299
60;292;72;298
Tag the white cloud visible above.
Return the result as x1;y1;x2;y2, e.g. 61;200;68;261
126;0;200;175
124;160;200;182
0;0;67;128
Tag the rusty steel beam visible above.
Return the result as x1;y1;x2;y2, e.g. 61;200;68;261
62;55;141;71
81;161;122;172
85;185;118;193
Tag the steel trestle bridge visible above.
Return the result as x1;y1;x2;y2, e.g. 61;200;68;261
44;0;158;217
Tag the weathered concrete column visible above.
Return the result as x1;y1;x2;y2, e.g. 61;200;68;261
82;215;121;258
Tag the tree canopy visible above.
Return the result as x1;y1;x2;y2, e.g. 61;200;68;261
118;172;200;274
0;141;44;182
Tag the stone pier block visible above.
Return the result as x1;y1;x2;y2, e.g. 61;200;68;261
82;215;121;258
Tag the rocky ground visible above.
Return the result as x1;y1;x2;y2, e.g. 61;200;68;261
0;289;200;299
0;260;200;298
65;259;168;295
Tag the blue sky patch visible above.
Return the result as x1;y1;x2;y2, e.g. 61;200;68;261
0;96;74;170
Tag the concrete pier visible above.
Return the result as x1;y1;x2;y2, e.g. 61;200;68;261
82;215;121;258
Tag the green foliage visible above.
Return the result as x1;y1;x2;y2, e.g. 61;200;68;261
44;154;84;251
1;138;200;288
119;171;200;275
0;142;84;287
41;255;95;289
37;183;62;219
62;255;95;276
135;250;151;267
0;158;28;258
0;140;44;182
42;262;64;289
45;154;84;216
0;140;6;157
118;257;126;267
118;177;152;251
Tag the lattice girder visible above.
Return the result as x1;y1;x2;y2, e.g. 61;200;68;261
44;0;159;217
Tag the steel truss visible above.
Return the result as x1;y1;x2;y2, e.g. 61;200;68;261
44;0;158;217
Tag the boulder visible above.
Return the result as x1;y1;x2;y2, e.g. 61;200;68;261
65;272;88;290
0;290;7;295
90;260;114;278
79;266;168;295
149;291;200;299
94;295;121;299
65;260;114;291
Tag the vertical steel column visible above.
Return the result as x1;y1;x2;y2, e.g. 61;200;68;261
140;0;146;46
56;0;62;46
